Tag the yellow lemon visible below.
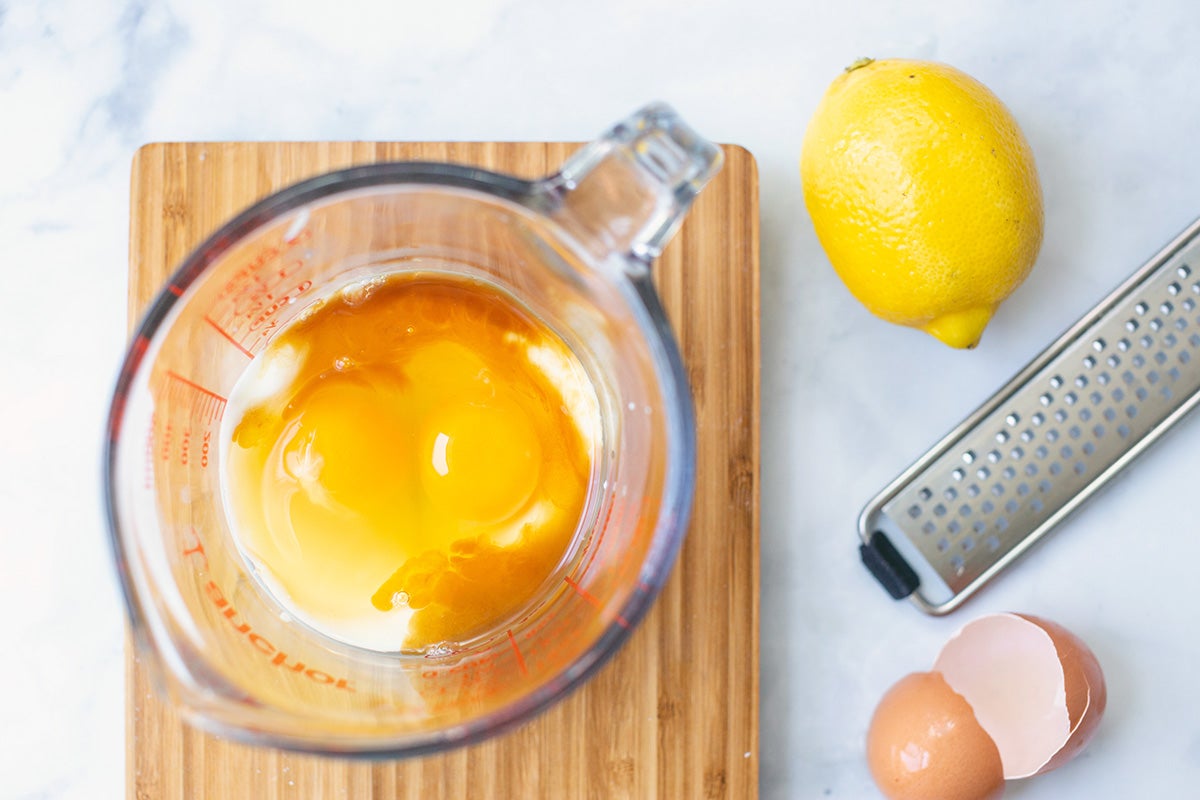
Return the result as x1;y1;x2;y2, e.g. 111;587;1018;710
801;58;1044;348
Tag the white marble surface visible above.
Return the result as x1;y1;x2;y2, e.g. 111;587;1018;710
3;0;1200;797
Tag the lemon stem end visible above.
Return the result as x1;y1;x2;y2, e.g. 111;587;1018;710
845;57;876;73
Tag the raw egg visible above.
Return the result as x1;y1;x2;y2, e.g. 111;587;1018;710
222;273;598;652
867;613;1106;799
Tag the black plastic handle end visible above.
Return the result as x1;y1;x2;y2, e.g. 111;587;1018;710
860;531;920;600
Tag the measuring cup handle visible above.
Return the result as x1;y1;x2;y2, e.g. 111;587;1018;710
545;103;724;267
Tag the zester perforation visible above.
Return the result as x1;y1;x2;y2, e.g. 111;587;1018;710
860;218;1200;614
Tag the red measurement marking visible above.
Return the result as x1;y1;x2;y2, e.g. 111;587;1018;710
165;370;227;403
181;528;208;568
142;416;154;490
564;576;629;629
167;284;184;297
204;581;355;693
506;630;528;676
203;315;253;359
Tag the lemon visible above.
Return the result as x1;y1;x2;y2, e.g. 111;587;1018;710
801;58;1044;348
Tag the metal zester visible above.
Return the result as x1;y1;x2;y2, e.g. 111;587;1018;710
859;217;1200;614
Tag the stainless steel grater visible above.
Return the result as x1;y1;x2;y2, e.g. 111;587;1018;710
859;217;1200;614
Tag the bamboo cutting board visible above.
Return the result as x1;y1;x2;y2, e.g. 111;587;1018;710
126;141;759;799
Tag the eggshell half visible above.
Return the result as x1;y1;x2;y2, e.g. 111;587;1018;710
866;671;1005;800
933;613;1106;779
1015;614;1107;774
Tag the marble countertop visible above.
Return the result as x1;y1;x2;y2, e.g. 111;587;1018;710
3;0;1199;797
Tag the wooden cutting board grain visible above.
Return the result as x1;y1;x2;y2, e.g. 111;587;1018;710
126;141;759;800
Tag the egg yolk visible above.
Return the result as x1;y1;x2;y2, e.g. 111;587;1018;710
223;274;595;651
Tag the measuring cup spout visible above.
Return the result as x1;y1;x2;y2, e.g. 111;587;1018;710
545;103;723;268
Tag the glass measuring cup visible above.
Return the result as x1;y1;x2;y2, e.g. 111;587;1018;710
105;104;723;755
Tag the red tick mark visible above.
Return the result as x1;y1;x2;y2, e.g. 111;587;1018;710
203;316;253;359
564;576;630;629
507;630;528;675
166;370;228;404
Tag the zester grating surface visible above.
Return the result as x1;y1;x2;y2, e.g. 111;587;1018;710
862;218;1200;613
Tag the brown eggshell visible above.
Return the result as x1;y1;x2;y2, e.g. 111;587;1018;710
934;613;1072;778
1016;614;1107;774
867;671;1006;800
